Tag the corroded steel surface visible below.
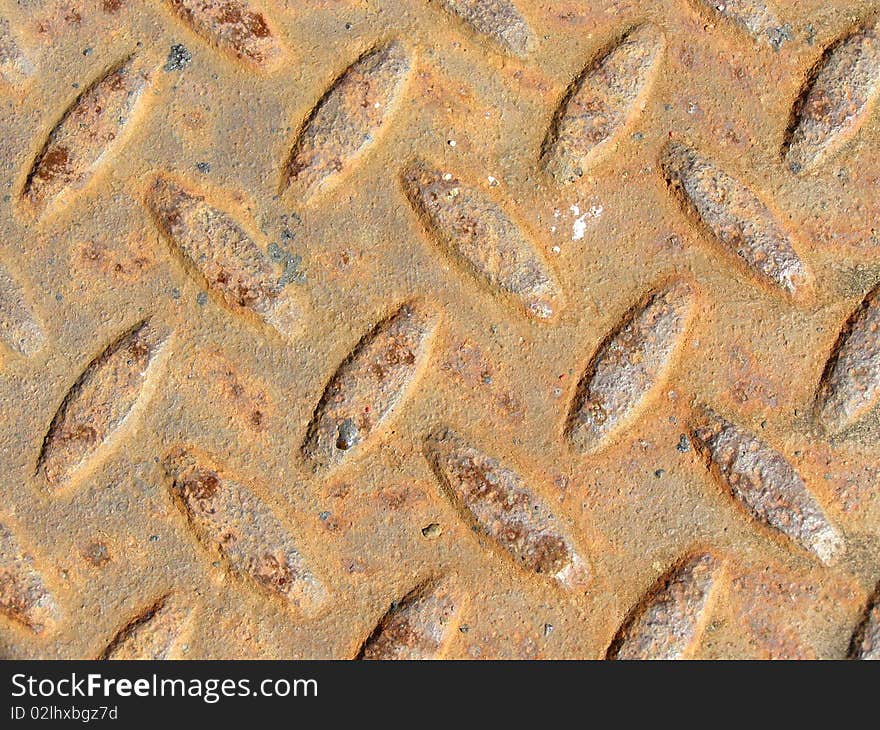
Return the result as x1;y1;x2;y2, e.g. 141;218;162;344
1;0;879;660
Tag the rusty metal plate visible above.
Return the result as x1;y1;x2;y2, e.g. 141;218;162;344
1;0;880;661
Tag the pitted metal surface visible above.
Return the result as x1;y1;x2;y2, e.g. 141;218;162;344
1;0;879;659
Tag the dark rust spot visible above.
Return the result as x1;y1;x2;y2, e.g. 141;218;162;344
82;541;111;567
179;468;221;500
32;146;72;185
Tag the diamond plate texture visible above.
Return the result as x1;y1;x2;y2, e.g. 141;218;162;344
1;0;880;660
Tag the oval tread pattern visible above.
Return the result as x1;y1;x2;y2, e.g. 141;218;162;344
302;303;437;472
690;407;844;565
607;552;723;660
541;24;665;184
358;578;462;660
426;429;591;589
566;279;695;453
403;161;562;320
164;447;329;614
23;55;153;214
36;319;170;491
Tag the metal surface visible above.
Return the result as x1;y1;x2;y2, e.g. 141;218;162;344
0;0;879;660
